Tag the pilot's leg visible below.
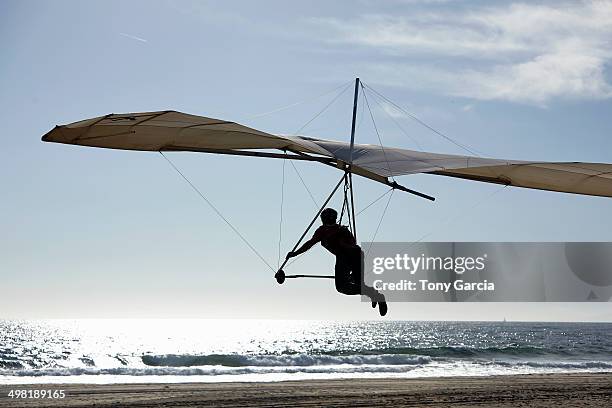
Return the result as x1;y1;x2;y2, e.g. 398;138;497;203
334;255;360;295
352;248;384;302
336;249;387;315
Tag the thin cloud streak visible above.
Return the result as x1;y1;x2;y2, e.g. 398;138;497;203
119;32;148;43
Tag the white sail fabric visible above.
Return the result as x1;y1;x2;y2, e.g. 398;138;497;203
290;136;612;198
42;110;612;198
42;111;299;151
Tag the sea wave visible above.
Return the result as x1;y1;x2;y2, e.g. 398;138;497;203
141;353;431;367
139;345;601;368
2;364;422;377
492;360;612;369
334;345;596;358
0;360;23;370
2;321;611;382
2;359;611;378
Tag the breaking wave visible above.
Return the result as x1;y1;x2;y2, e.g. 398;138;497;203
141;353;431;367
3;358;611;378
4;364;421;377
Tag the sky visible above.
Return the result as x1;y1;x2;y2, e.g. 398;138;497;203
1;0;612;320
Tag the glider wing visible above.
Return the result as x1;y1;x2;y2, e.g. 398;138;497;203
43;111;612;198
289;136;612;198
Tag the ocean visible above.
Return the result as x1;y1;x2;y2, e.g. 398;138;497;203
1;320;611;384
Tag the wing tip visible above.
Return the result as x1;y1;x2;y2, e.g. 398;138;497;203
41;126;60;142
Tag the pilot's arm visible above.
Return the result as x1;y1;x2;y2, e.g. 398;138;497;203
286;230;321;259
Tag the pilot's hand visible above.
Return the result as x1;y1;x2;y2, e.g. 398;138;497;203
286;251;296;259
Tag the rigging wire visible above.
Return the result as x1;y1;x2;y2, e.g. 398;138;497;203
362;82;482;157
246;80;354;120
159;151;276;273
277;154;287;268
356;188;393;216
294;81;353;134
364;85;423;151
361;84;396;182
282;80;355;236
365;189;395;258
278;80;354;214
409;184;509;247
289;160;320;209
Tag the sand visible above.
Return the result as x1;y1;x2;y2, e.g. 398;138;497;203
1;373;611;407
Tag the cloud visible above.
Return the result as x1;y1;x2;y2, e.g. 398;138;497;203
458;52;612;105
379;100;408;119
310;1;612;105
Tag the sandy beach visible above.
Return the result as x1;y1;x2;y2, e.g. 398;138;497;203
1;373;611;407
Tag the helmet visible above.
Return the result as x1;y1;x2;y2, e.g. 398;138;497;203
320;208;338;225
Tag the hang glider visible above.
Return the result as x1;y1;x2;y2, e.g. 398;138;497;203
42;109;612;198
41;78;612;296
